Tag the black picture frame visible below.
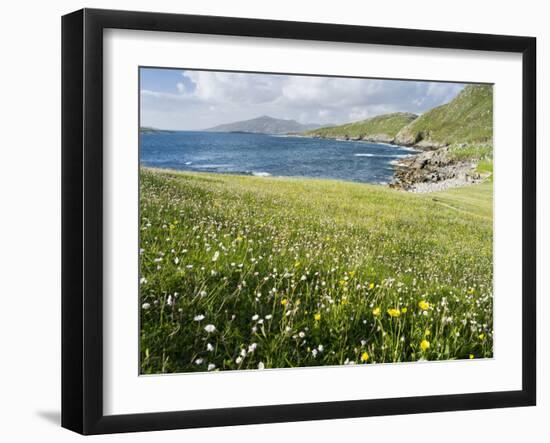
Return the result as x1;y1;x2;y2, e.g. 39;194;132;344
62;8;537;435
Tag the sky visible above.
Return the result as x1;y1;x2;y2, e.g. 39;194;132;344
140;68;467;130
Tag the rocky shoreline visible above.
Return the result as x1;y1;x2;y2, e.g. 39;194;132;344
389;146;488;193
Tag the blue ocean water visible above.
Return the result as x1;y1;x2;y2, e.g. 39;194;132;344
140;131;418;184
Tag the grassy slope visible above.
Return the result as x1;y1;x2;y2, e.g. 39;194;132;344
395;85;493;146
304;112;417;140
140;169;493;374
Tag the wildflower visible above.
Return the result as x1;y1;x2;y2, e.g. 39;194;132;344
280;298;288;306
401;307;408;314
174;257;179;265
247;343;257;353
418;300;430;311
372;307;381;317
424;329;431;336
142;302;151;310
195;358;203;365
265;314;272;320
369;282;375;290
212;251;220;262
206;343;214;352
235;356;243;364
199;290;207;297
387;308;401;318
298;331;306;338
479;333;485;340
360;351;369;362
193;314;205;321
258;362;265;370
251;314;259;321
207;363;216;371
469;354;475;359
312;349;318;358
314;313;321;321
204;324;216;333
420;339;430;351
318;344;324;352
140;277;147;285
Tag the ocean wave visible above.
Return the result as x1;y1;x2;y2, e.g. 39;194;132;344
252;171;272;177
354;153;411;158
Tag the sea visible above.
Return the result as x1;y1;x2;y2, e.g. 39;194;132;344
140;131;418;185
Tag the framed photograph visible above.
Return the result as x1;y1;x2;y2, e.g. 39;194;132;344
62;8;536;434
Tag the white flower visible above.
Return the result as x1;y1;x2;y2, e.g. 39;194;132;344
235;356;243;364
265;314;272;320
247;343;257;353
258;362;265;370
317;344;324;352
207;363;216;371
204;324;216;333
206;343;214;352
166;295;173;306
212;251;220;262
174;257;179;265
194;314;205;321
300;275;307;281
240;349;247;357
141;302;151;310
298;331;306;338
195;358;203;365
199;290;207;297
312;349;318;357
251;314;259;321
140;277;147;285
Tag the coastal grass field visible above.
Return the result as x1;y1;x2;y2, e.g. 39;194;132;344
139;168;493;374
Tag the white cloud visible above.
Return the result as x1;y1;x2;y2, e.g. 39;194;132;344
140;70;466;130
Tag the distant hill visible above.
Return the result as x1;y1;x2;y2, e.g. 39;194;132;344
394;84;493;148
140;126;173;133
304;112;418;143
204;115;324;134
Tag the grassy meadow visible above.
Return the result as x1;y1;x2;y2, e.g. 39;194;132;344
139;168;493;374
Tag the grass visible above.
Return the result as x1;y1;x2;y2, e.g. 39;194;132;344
305;112;417;140
140;168;493;374
395;85;493;146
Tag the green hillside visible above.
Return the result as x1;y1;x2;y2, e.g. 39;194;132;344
394;85;493;148
140;168;493;373
305;112;418;142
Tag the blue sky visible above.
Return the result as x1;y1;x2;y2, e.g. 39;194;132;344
140;67;466;130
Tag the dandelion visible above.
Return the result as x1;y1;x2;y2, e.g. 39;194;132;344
387;308;401;318
369;282;375;290
372;307;381;317
204;324;216;333
418;300;430;311
207;363;216;371
469;354;475;359
193;314;205;321
478;333;485;340
314;313;321;321
280;298;288;307
420;339;430;351
360;351;369;362
142;302;151;310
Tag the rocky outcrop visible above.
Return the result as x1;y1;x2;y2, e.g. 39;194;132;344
390;147;485;192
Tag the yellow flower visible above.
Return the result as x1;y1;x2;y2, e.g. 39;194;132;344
424;329;431;336
236;236;243;242
341;297;349;305
349;271;356;278
469;354;475;359
339;279;348;286
369;282;375;290
294;261;300;268
401;307;408;314
372;307;381;317
280;298;288;307
420;339;430;351
387;308;401;318
314;313;321;321
478;333;485;340
360;351;369;362
418;300;430;311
